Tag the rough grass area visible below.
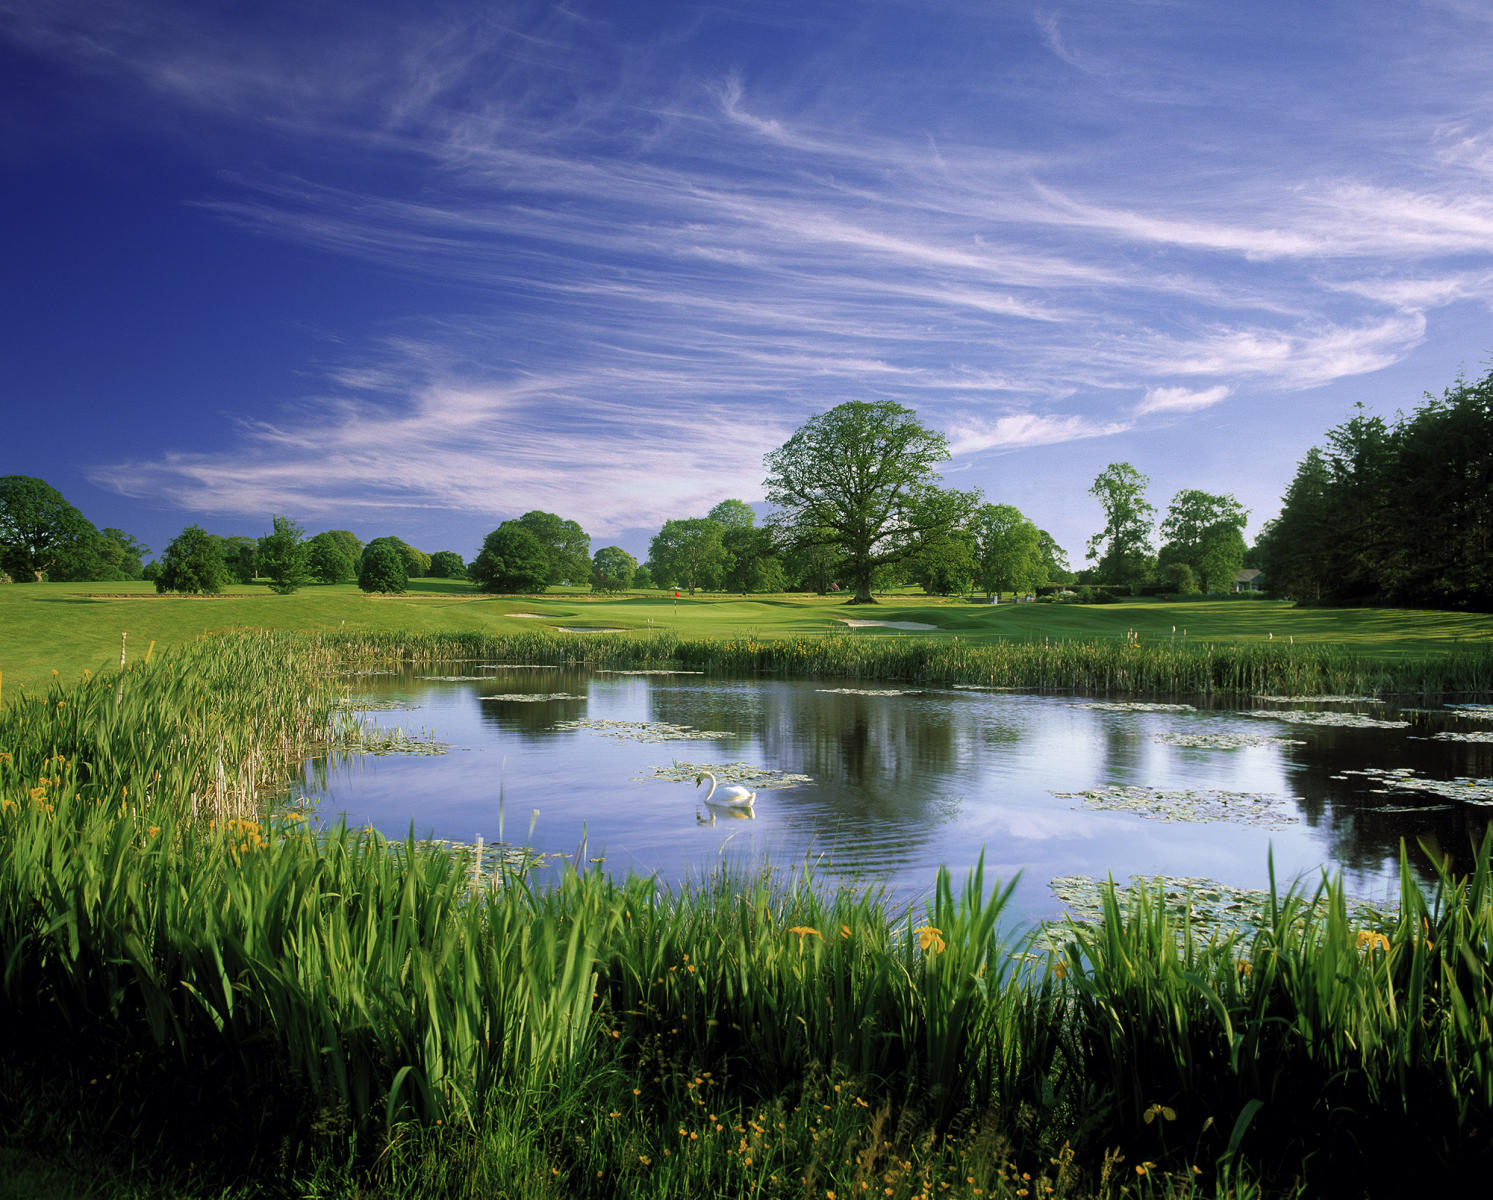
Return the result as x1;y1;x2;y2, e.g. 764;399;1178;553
3;632;1492;1198
3;580;1490;696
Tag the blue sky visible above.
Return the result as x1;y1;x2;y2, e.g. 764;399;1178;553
4;0;1492;568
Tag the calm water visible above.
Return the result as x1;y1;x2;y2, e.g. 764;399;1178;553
303;666;1493;924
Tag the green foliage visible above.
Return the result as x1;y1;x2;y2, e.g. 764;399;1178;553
590;545;637;593
1161;561;1200;594
3;633;1493;1196
764;401;970;604
306;531;356;583
363;536;429;580
215;534;259;584
427;550;467;579
648;518;726;594
513;511;591;587
972;503;1046;598
357;542;408;594
257;514;312;594
706;497;755;529
1159;490;1248;594
1087;463;1156;591
0;475;97;582
155;525;231;594
1265;375;1493;608
469;524;550;593
721;524;785;593
44;525;151;582
319;529;363;563
631;563;655;589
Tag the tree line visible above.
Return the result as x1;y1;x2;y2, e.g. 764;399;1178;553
3;361;1487;605
1255;368;1492;609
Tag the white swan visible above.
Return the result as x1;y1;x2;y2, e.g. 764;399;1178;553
695;771;756;809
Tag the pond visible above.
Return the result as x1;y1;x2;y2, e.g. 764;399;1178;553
305;665;1493;927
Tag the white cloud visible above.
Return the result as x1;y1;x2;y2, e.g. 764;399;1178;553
1136;385;1230;416
947;413;1133;457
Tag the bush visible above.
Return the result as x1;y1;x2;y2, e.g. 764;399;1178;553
427;551;467;579
357;543;407;594
155;525;230;595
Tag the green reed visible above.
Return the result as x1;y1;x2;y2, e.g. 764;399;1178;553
4;629;1492;1197
313;628;1493;695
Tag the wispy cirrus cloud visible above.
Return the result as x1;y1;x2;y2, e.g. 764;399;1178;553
9;0;1493;553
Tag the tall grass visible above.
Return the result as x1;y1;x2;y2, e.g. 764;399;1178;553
4;630;1492;1197
320;628;1493;695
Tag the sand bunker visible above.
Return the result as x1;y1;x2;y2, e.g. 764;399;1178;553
506;612;546;618
836;619;937;631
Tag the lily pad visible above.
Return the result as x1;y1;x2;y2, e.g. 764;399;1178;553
1154;731;1306;749
1080;701;1197;713
596;669;705;676
341;698;421;712
479;692;585;702
1047;873;1388;941
1425;730;1493;743
553;718;731;743
640;761;813;788
816;687;921;697
1253;694;1384;704
334;728;450;757
1051;784;1299;828
1445;704;1493;720
1332;766;1493;806
1239;709;1409;729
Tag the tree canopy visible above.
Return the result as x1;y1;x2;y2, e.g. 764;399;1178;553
1158;490;1248;594
972;503;1046;598
0;476;97;582
763;400;971;604
591;545;637;593
469;525;550;593
648;518;726;595
258;516;312;594
512;511;591;587
357;543;407;594
155;525;230;595
307;531;357;584
1259;374;1493;608
1086;463;1156;592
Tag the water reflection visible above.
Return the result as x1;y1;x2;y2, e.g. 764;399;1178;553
314;668;1492;923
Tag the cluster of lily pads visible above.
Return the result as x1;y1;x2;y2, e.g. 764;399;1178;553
1046;872;1389;941
1253;694;1383;704
639;760;813;789
1079;701;1197;713
551;718;731;743
1051;784;1299;828
815;687;921;697
595;669;704;676
1239;709;1409;729
1331;766;1493;806
478;692;585;703
333;726;450;757
1153;730;1306;749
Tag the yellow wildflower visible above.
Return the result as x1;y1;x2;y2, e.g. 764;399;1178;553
1356;930;1390;954
789;925;822;940
916;926;946;954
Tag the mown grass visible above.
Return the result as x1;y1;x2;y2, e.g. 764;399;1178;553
3;580;1491;696
3;632;1492;1198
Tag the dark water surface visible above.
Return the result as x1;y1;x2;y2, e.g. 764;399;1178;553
304;666;1493;923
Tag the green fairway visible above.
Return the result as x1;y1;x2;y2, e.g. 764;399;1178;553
1;580;1489;697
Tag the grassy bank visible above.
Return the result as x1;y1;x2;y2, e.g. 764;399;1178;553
3;580;1492;696
3;633;1492;1198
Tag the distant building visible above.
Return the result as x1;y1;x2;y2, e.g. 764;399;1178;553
1234;568;1264;593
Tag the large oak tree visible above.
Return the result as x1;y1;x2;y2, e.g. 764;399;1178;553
763;401;972;604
